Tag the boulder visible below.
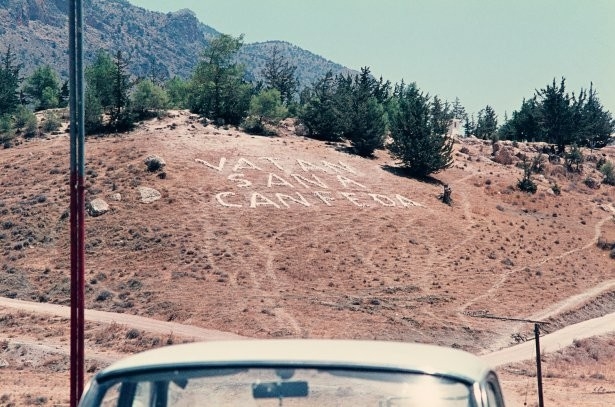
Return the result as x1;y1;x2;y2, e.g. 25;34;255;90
138;187;161;204
88;198;110;217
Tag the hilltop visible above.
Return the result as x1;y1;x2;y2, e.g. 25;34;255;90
0;0;354;82
1;111;615;404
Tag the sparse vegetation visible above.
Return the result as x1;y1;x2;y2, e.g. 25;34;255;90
41;111;61;133
517;159;537;193
599;160;615;185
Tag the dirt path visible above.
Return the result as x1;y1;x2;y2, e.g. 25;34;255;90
2;294;614;369
481;311;615;366
0;297;244;341
458;202;615;345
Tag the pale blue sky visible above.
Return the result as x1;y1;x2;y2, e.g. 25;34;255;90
128;0;614;119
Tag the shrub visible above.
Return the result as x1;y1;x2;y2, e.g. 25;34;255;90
599;161;615;186
42;111;61;133
517;159;537;193
23;114;38;138
565;144;584;172
240;115;266;135
126;328;141;339
531;154;545;173
95;290;113;302
13;105;35;129
551;183;561;195
0;114;15;147
584;176;599;189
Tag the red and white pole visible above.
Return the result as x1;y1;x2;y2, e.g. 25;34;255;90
69;0;86;405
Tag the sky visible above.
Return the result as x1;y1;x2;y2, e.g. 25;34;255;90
128;0;614;119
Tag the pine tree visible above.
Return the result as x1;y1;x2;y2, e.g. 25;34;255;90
109;50;135;131
0;46;21;115
345;67;387;156
23;65;61;111
463;113;476;137
261;45;299;106
451;97;466;119
85;50;115;111
576;83;614;149
188;34;252;125
475;105;498;140
300;71;345;141
536;77;573;153
388;83;453;177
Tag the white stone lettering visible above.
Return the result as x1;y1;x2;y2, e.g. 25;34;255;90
228;173;252;188
260;157;286;171
233;158;263;172
250;192;280;209
297;159;326;173
341;192;367;207
291;174;329;189
321;161;356;174
196;157;226;172
369;194;396;206
215;192;242;208
337;175;367;189
268;173;295;188
276;192;311;208
396;194;423;207
313;191;335;206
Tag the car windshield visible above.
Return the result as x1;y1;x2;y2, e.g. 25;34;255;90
87;367;472;406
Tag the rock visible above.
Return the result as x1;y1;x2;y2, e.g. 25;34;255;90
138;187;161;204
88;198;110;217
145;155;166;172
109;193;122;202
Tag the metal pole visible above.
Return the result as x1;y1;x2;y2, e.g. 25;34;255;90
69;0;86;405
535;323;545;407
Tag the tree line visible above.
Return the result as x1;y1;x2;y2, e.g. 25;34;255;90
1;35;614;178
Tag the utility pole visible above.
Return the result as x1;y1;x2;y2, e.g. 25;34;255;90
466;312;548;407
535;323;544;407
69;0;86;406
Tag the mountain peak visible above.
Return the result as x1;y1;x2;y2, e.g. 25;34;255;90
0;0;354;86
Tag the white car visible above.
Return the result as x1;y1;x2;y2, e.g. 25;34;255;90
79;339;505;406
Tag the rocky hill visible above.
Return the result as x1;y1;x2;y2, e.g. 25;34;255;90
0;0;353;84
2;112;615;405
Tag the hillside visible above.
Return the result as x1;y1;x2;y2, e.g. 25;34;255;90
0;0;354;84
1;112;615;404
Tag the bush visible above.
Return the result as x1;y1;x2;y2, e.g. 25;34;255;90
517;160;537;193
599;161;615;186
584;176;599;189
241;115;277;136
565;144;584;172
13;105;34;129
41;111;61;133
551;183;561;195
95;290;113;302
531;154;545;173
132;79;169;118
0;115;15;147
23;114;38;138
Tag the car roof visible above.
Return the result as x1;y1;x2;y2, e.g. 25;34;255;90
95;339;493;384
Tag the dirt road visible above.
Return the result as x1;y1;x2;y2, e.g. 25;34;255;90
1;296;613;367
481;311;615;366
0;297;244;341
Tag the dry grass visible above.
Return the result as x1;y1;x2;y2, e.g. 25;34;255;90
499;334;615;406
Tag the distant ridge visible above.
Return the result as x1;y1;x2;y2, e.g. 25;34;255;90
0;0;356;87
